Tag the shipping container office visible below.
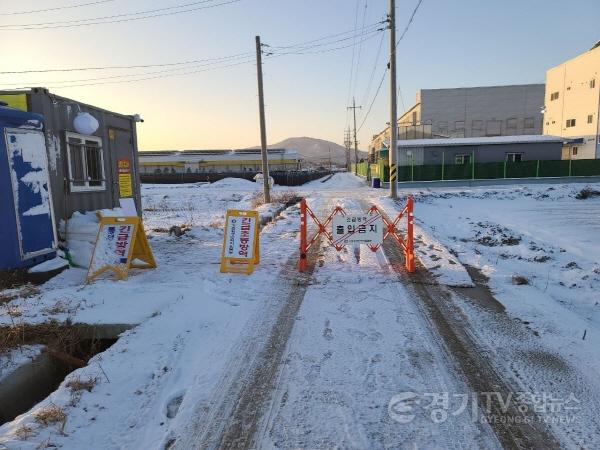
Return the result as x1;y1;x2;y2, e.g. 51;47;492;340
0;105;57;269
0;88;142;225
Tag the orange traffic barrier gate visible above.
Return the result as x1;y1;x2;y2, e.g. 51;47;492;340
299;197;415;273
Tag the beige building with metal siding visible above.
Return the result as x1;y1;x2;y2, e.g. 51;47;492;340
543;42;600;159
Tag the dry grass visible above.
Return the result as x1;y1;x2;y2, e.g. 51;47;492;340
14;425;35;440
0;321;101;358
66;376;98;393
34;404;67;427
4;306;23;318
251;190;302;208
41;300;73;316
0;284;40;305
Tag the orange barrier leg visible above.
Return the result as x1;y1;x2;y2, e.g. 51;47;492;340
405;197;415;273
299;198;308;272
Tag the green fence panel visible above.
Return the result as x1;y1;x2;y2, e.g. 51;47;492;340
413;164;444;181
443;164;472;180
572;159;600;176
397;166;412;182
506;161;537;178
539;160;568;177
474;162;504;180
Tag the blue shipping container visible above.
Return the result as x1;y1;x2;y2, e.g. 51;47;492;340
0;104;57;269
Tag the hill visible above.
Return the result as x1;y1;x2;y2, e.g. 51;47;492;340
251;137;367;167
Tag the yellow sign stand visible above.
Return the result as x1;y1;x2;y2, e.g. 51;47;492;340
220;209;260;275
86;216;157;283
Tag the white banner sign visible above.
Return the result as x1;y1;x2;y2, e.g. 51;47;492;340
88;222;135;274
332;214;383;246
223;214;257;260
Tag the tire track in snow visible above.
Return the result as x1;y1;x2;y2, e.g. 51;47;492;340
380;234;561;449
173;200;325;450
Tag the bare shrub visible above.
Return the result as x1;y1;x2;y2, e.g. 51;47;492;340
14;425;35;440
575;188;600;200
66;376;98;393
251;190;302;208
34;404;67;427
511;275;530;285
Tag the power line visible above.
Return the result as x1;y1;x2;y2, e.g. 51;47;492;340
358;67;387;132
0;54;256;88
0;0;242;30
4;57;260;90
396;0;423;45
0;52;254;75
352;0;369;97
0;24;384;77
359;29;385;108
345;0;361;128
0;0;117;15
268;30;383;56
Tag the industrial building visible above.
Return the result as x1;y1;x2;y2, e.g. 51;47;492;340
138;148;299;174
543;41;600;159
394;135;564;166
369;84;545;161
0;88;142;270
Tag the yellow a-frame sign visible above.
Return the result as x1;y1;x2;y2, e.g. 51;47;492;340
220;209;260;275
86;216;157;283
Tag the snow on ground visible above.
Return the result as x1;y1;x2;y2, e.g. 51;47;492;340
0;174;599;449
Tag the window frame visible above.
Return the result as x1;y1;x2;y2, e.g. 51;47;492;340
588;114;594;124
566;119;576;128
506;152;524;162
591;79;596;89
524;117;535;129
454;154;471;165
550;92;559;101
572;147;578;156
65;131;106;193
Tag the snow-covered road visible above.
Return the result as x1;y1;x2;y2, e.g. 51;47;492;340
1;174;599;449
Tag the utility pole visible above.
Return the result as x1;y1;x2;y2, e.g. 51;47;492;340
344;127;352;172
255;35;271;203
347;98;361;175
388;0;398;199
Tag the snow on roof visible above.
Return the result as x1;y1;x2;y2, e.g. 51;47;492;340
396;135;566;148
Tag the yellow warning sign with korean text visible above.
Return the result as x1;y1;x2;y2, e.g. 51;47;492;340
86;216;156;283
220;209;260;275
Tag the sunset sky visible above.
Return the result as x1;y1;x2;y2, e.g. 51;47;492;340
1;0;599;151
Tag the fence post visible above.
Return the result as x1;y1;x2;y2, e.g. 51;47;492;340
536;160;540;178
503;160;507;178
471;150;475;180
299;199;308;272
405;197;415;273
411;155;414;182
569;158;572;177
441;151;445;181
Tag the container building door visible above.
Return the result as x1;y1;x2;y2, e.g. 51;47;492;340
4;128;57;260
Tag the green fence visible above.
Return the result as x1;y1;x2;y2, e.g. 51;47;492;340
352;159;600;183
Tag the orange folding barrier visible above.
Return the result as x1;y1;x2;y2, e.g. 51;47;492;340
299;197;415;273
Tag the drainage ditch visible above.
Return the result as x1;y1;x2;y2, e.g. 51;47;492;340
0;323;132;425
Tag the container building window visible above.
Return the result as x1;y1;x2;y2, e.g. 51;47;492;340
524;117;535;129
550;92;559;101
566;119;576;128
454;154;471;164
591;79;596;89
506;153;523;162
66;132;105;192
572;147;578;156
506;118;517;131
588;114;594;124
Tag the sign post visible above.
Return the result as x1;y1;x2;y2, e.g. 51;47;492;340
86;216;156;283
220;209;260;275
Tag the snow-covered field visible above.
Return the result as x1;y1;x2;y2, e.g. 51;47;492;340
0;174;599;449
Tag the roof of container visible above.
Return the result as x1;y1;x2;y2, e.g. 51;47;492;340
396;135;566;148
0;104;43;128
